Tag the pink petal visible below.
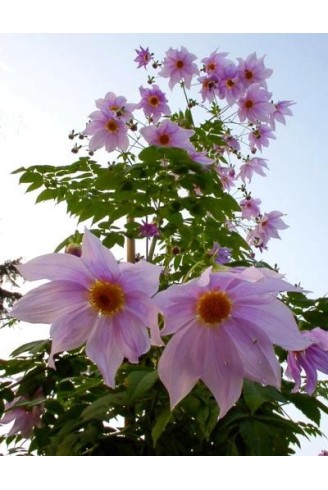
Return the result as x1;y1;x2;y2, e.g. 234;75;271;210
86;316;124;387
224;318;280;388
49;306;97;368
158;322;203;408
119;260;162;296
11;280;88;324
233;300;311;351
17;253;93;288
115;312;150;363
81;229;119;280
201;327;244;418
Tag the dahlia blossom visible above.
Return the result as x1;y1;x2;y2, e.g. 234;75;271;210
240;197;261;220
201;50;229;77
237;52;273;88
140;120;195;152
248;125;276;152
0;396;42;438
95;92;136;121
136;85;171;123
239;157;269;183
155;267;309;417
269;100;295;129
84;108;129;153
134;46;153;69
286;328;328;394
11;230;162;387
159;46;199;90
237;84;273;123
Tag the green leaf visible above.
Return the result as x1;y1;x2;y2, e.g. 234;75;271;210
152;407;173;446
35;188;58;204
10;339;50;357
125;370;158;403
243;380;287;414
286;392;321;425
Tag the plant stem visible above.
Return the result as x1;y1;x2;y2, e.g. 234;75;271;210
126;216;135;263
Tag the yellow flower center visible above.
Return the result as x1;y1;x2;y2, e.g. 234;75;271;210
89;280;125;316
196;289;232;325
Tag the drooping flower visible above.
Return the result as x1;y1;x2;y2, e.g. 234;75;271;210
208;242;232;265
237;53;273;88
11;230;162;388
239;157;269;183
258;211;289;243
155;266;310;417
216;166;236;191
240;197;261;220
269;100;295;129
84;108;129;153
224;134;241;153
159;46;199;90
140;120;195;152
237;84;273;123
319;450;328;456
139;220;160;238
0;396;43;438
134;46;153;69
286;328;328;394
248;125;276;152
136;85;171;123
95;92;136;121
188;150;214;166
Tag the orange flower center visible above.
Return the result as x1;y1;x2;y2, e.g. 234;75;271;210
226;79;235;88
245;99;254;109
207;62;216;71
106;120;119;132
176;59;184;69
159;134;170;145
245;69;253;80
196;289;232;325
89;280;125;316
149;95;159;107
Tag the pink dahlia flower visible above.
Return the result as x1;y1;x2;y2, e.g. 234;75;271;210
237;83;273;123
11;230;162;388
240;197;261;220
136;85;171;123
155;267;309;417
269;100;295;130
0;396;42;438
198;75;220;103
239;157;269;183
248;125;276;152
140;120;195;152
219;62;244;104
134;46;153;69
159;46;199;90
95;92;136;121
84;108;129;153
237;52;273;88
201;49;229;77
286;328;328;395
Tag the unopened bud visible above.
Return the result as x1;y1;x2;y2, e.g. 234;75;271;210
65;243;82;257
171;246;180;255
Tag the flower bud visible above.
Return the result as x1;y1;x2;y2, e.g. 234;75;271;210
65;243;82;257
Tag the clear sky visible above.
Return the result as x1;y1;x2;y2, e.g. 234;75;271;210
1;32;328;455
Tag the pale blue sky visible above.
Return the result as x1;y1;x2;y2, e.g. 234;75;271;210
1;33;328;455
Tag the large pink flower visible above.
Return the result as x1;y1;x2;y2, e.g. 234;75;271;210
154;267;309;418
140;120;195;152
11;230;162;387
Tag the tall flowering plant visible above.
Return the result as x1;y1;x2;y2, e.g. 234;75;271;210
1;45;328;456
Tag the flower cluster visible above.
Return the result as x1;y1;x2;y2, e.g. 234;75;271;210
80;45;294;253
